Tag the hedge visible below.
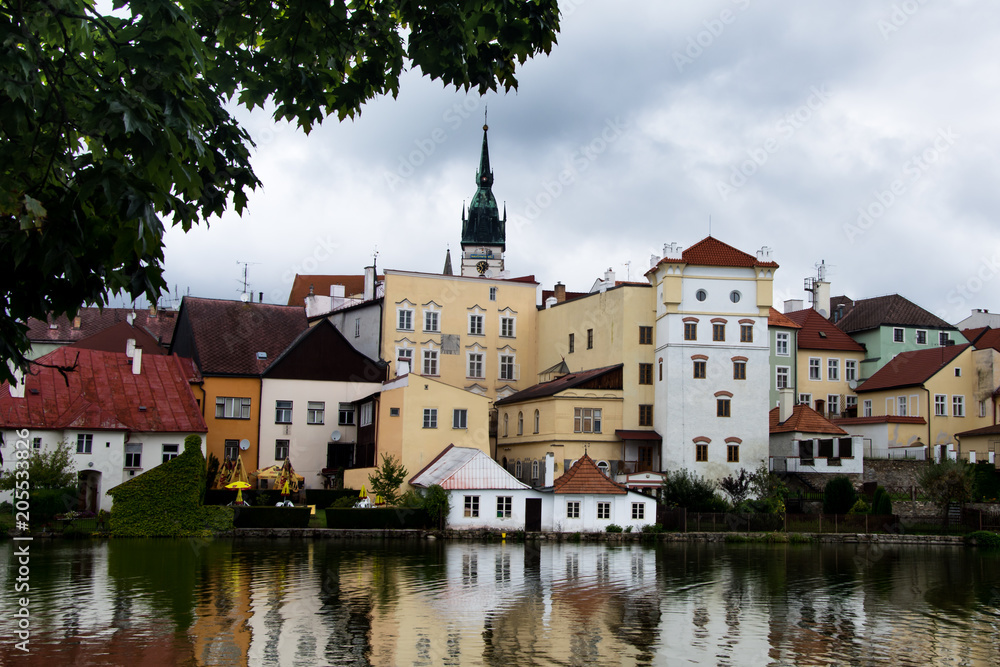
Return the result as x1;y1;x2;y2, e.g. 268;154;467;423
325;507;431;529
232;506;311;528
305;489;359;507
107;435;233;537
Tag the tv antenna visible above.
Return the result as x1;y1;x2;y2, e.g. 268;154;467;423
236;260;260;300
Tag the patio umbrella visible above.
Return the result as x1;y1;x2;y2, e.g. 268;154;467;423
358;484;367;499
226;481;251;505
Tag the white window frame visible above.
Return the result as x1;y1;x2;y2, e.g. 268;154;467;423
162;443;179;463
354;317;361;338
980;400;987;418
916;329;927;345
798;393;811;405
574;407;602;433
845;360;857;382
76;433;93;454
468;313;484;336
776;332;790;356
597;502;611;520
863;399;873;418
124;443;142;468
827;358;840;382
893;327;905;343
499;353;516;381
422;348;439;376
953;395;965;417
935;394;947;416
632;503;645;520
223;439;239;461
776;366;790;389
338;403;355;425
397;307;414;331
275;400;293;424
216;396;251;420
274;439;289;461
500;316;516;338
453;408;467;429
845;395;858;412
566;501;580;519
423;309;440;333
809;358;821;381
423;408;438;429
897;396;907;417
467;351;484;379
307;401;325;425
359;402;373;427
531;459;539;479
396;346;414;373
496;496;512;518
464;495;479;518
827;395;840;416
489;286;497;301
514;460;522;477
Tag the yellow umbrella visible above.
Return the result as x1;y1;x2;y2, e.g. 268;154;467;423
358;484;367;499
226;481;251;505
281;479;291;496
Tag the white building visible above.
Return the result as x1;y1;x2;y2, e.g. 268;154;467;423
646;237;777;481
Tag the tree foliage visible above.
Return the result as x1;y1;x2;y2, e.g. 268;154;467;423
919;460;974;508
368;453;408;505
0;0;560;383
422;484;450;529
0;441;75;490
823;475;857;514
660;469;727;512
719;468;753;505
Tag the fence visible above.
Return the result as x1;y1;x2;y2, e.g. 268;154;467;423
864;445;927;461
658;507;901;534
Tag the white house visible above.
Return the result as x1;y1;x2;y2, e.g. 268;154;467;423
646;237;776;481
550;454;657;532
769;389;864;475
0;347;207;512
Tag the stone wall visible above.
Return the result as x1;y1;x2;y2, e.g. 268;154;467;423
862;459;931;491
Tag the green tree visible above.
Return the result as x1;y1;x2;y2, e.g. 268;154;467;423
0;0;560;383
661;470;727;512
823;475;857;514
919;460;974;509
368;453;408;506
719;468;753;505
422;484;450;529
0;441;76;491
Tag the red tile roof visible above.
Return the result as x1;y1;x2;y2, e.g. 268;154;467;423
172;297;308;376
495;365;623;405
287;274;379;306
955;423;1000;437
26;307;178;348
768;307;802;329
855;344;968;393
540;288;591;305
553;454;627;495
648;237;779;274
964;327;1000;353
769;405;847;435
832;294;954;333
68;321;166;355
832;415;927;426
784;308;865;351
0;347;207;432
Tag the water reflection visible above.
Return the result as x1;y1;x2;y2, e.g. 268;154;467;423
1;539;1000;665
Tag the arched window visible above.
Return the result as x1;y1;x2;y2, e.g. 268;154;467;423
517;411;523;435
531;459;539;479
658;357;663;382
503;413;508;437
515;460;522;478
533;409;540;433
596;460;610;477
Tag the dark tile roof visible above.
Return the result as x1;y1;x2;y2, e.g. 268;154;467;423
174;297;308;376
832;294;954;333
26;307;178;348
769;405;847;435
963;327;1000;353
955;423;1000;438
68;321;166;355
540;288;591;305
494;364;623;405
832;415;927;426
0;347;207;432
768;307;802;329
784;309;865;352
855;344;968;392
553;454;627;495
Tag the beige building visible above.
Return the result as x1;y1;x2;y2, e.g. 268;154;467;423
784;306;865;419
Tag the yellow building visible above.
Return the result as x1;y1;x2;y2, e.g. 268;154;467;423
784;306;865;419
343;373;492;491
379;269;538;401
837;343;991;455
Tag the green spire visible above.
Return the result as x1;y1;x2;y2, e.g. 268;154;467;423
461;123;505;249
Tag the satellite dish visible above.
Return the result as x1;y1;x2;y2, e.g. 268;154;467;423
330;430;342;442
848;380;858;390
239;438;250;450
485;269;494;278
240;292;249;303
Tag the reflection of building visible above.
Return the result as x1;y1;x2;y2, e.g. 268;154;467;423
0;347;206;512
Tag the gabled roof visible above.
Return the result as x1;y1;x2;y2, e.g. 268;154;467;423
963;327;1000;353
263;319;385;382
409;445;530;490
68;320;166;355
855;344;968;393
26;307;178;348
171;297;308;376
287;274;380;306
648;236;779;274
832;294;954;333
784;308;865;352
553;454;627;495
955;423;1000;438
0;347;207;433
768;307;802;329
832;415;926;426
769;405;847;436
540;287;590;305
494;364;623;405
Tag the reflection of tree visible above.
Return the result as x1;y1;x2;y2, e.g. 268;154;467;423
318;544;375;667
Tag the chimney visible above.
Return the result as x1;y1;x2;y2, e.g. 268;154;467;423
663;242;683;261
331;284;346;309
554;282;566;303
545;296;557;309
778;387;794;423
72;316;82;329
148;304;157;317
126;338;136;358
8;368;25;398
308;283;314;296
132;348;142;375
259;291;263;303
364;266;376;301
604;267;615;284
756;246;773;263
784;299;804;314
544;452;555;487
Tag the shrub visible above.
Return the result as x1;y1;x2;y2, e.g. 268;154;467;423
823;476;857;514
719;468;753;505
422;485;450;529
605;524;623;533
919;460;974;508
329;495;360;509
324;507;431;529
367;454;408;505
848;498;871;515
971;462;1000;502
661;469;727;512
967;531;1000;548
872;486;893;515
624;526;633;533
641;523;663;534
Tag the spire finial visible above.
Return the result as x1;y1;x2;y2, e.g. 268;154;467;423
484;107;488;131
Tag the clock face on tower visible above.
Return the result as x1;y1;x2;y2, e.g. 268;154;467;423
476;260;489;275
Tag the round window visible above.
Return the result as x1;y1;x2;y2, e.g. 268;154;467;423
730;290;741;303
695;289;708;302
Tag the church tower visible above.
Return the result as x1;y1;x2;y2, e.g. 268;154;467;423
460;123;506;277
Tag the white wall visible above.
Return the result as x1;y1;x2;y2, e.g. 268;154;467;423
550;491;656;532
446;489;552;531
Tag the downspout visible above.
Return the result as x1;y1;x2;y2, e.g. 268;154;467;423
924;386;932;461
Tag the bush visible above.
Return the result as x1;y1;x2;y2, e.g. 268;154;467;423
967;531;1000;548
641;523;663;534
305;489;362;508
232;506;311;528
848;498;871;515
971;463;1000;502
605;524;623;533
919;460;974;508
329;496;359;509
325;507;432;529
624;526;633;533
872;486;893;515
823;476;857;514
661;470;727;512
422;485;450;529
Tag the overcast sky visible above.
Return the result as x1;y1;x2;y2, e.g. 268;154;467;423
154;1;999;324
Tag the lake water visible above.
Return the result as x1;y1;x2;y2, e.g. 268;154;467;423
1;537;999;666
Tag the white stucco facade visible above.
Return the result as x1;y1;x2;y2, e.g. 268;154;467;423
446;489;553;531
550;491;657;533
